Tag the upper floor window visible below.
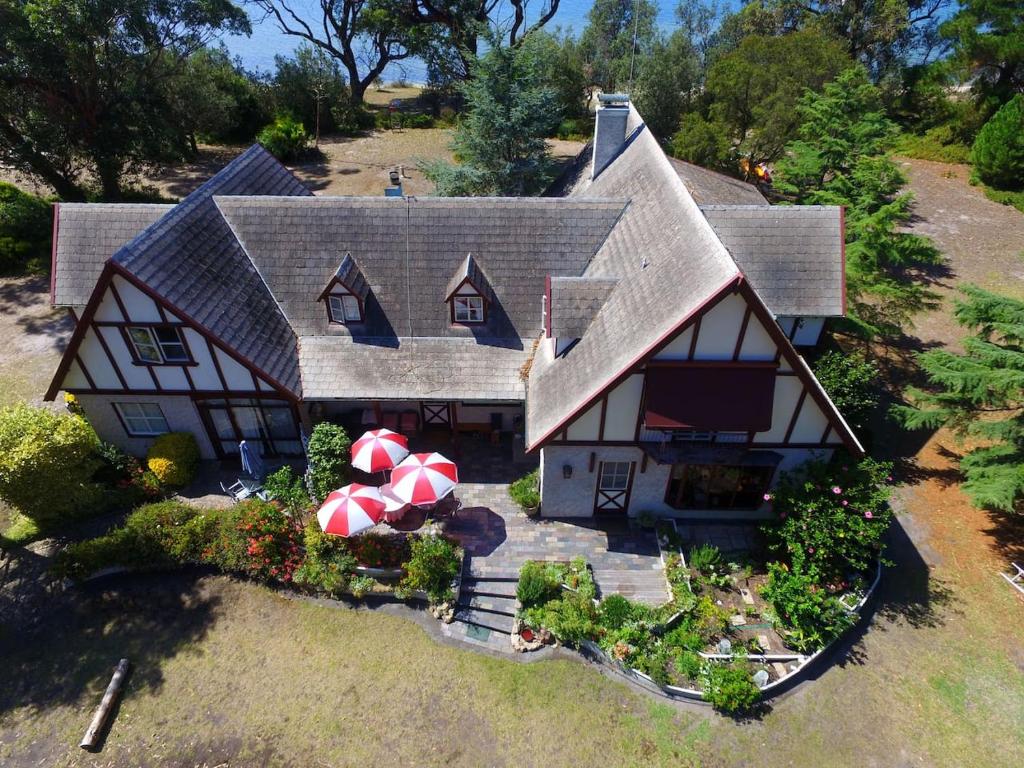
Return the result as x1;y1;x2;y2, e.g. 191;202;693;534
328;293;363;324
452;294;485;324
127;326;189;364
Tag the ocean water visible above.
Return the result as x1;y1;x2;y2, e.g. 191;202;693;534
225;0;691;82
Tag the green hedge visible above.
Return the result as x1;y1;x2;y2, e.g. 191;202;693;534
0;183;51;276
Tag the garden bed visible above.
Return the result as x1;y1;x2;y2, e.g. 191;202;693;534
515;456;893;713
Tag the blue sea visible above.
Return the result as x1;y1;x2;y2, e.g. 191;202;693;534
225;0;698;83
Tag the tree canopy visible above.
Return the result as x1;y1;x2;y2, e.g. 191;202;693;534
0;0;250;201
703;29;850;167
895;286;1024;512
422;33;560;196
579;0;658;92
774;66;942;338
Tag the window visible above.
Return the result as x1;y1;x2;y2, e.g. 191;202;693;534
328;293;362;323
127;326;189;364
665;464;774;510
453;294;484;323
598;461;632;491
114;402;170;436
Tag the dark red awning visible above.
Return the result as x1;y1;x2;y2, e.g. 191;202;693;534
644;365;776;432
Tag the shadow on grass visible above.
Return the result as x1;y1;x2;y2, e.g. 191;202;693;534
0;571;221;720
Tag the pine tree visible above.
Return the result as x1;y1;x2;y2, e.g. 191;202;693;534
775;67;943;339
894;285;1024;512
421;33;560;197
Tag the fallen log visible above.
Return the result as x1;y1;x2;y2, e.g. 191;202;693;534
79;658;130;751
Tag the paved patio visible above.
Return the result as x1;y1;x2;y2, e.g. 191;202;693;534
440;482;670;604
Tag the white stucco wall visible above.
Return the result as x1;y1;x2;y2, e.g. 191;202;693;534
538;445;834;520
76;393;217;459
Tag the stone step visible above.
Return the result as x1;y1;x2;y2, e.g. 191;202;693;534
458;593;517;616
465;567;522;580
454;608;515;634
460;578;519;598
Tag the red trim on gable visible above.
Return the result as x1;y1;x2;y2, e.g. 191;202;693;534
734;278;863;457
45;261;300;403
527;272;743;451
839;206;847;316
49;203;60;306
444;275;490;305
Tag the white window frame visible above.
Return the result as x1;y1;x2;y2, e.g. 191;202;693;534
127;325;189;364
453;294;484;323
114;402;170;436
328;292;362;323
598;461;632;491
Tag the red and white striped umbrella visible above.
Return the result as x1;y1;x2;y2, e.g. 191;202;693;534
390;452;459;506
351;429;410;473
317;483;386;537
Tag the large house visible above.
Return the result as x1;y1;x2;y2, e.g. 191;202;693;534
46;97;861;520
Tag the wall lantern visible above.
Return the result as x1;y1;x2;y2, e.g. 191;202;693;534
562;464;573;479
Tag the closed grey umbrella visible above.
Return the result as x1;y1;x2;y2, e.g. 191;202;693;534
240;440;265;481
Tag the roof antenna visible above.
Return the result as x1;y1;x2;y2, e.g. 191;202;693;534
627;0;641;93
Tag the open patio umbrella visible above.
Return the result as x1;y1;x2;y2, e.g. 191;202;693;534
379;482;412;522
351;428;410;474
316;483;386;537
389;452;458;507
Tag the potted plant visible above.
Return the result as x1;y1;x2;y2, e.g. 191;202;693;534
509;469;541;517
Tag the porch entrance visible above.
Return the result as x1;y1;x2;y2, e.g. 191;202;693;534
593;460;635;515
195;397;302;458
421;401;452;428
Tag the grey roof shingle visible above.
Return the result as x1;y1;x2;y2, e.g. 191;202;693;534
548;276;619;338
216;196;626;340
444;253;494;303
527;108;741;446
329;253;370;301
667;158;769;206
299;336;528;401
701;205;844;317
53;204;173;308
112;145;311;396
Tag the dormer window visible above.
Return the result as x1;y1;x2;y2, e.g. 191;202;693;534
328;292;363;324
452;294;485;323
445;253;493;326
318;252;370;327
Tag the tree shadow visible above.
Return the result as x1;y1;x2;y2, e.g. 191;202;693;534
0;571;221;720
0;277;49;314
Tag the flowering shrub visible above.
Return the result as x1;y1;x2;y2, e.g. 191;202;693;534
95;442;161;502
346;531;411;568
761;455;894;583
146;432;200;487
759;563;856;653
229;500;304;583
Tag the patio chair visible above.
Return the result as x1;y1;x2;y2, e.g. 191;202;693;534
220;478;268;503
431;494;462;521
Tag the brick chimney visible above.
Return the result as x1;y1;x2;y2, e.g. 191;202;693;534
592;94;630;179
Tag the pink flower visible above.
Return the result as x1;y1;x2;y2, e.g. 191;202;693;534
808;546;815;554
841;500;849;506
832;486;842;495
763;493;773;501
886;475;893;482
864;510;873;519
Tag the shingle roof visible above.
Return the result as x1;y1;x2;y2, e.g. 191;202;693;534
112;145;311;396
527;109;741;447
701;205;844;317
445;253;494;303
53;204;173;307
216;196;627;340
667;158;769;206
548;276;619;338
299;336;528;401
328;253;370;301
